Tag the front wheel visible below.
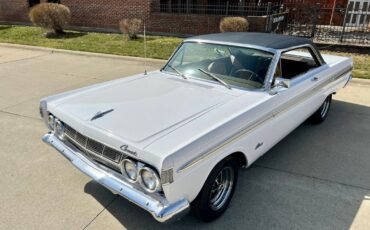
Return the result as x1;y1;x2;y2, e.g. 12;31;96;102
191;158;238;222
309;95;332;124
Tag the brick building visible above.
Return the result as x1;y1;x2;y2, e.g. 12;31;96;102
0;0;151;28
0;0;351;35
0;0;277;35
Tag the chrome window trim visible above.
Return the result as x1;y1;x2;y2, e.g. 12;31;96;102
165;41;325;93
162;40;278;92
279;44;326;65
183;39;278;54
264;50;281;91
265;44;326;92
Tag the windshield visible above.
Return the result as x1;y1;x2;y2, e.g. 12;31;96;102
163;42;274;89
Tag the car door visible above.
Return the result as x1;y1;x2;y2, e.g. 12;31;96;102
252;46;329;159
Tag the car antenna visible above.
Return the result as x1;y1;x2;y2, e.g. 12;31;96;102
143;21;148;75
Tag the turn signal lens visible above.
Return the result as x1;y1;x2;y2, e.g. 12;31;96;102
55;119;65;140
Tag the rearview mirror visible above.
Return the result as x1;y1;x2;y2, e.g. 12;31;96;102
213;48;226;57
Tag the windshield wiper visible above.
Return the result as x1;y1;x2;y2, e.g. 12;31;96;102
166;65;188;80
198;68;231;90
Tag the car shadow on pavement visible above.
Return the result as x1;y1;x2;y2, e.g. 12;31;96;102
84;100;370;229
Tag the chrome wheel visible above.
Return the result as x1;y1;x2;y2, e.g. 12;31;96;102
320;99;330;118
209;166;234;211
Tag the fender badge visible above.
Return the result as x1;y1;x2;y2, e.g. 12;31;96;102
120;144;138;156
255;142;263;150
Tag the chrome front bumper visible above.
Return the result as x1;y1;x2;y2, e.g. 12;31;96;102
42;133;190;223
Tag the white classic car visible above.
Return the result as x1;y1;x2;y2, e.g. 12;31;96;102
41;32;352;223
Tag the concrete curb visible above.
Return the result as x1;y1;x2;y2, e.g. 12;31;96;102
0;42;167;66
349;77;370;85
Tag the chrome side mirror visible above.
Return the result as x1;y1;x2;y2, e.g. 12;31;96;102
270;77;290;95
275;77;290;88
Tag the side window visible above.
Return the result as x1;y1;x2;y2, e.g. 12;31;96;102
29;0;60;7
274;59;282;78
276;47;320;80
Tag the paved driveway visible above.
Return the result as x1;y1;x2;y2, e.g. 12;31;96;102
0;44;369;230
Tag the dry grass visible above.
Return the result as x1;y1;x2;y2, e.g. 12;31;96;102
322;51;370;79
119;18;143;40
0;25;182;59
29;3;70;36
220;17;249;33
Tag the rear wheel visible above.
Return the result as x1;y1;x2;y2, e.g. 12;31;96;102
309;95;332;124
191;157;238;222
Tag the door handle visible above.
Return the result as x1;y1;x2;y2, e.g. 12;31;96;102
312;77;319;82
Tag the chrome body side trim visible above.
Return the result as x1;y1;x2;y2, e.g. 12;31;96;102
42;133;190;223
177;68;352;173
177;113;272;173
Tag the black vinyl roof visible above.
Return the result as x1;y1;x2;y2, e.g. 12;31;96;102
187;32;315;50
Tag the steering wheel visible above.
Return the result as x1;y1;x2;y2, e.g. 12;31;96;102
233;69;264;84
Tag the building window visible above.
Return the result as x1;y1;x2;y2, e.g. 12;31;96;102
29;0;60;7
29;0;40;7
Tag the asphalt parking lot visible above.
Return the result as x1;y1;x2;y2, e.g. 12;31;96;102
0;44;369;230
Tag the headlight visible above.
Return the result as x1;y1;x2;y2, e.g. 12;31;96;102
55;119;65;140
120;159;138;182
139;167;161;193
47;115;56;131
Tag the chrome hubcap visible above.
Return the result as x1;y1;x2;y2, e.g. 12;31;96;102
209;167;234;211
320;99;330;118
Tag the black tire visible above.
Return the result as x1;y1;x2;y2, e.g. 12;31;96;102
191;157;238;222
309;95;332;124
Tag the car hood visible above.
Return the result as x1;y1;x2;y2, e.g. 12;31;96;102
51;72;237;146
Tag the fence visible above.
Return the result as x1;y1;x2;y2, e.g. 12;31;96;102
152;1;283;16
152;0;370;45
283;0;370;45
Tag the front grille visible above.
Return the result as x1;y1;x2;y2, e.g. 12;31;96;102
65;124;76;137
64;123;126;166
103;146;122;163
75;132;88;147
86;138;104;155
